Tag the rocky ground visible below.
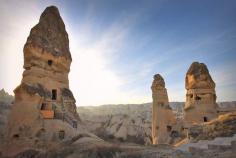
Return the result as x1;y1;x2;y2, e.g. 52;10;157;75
2;113;236;158
1;97;235;146
1;90;236;157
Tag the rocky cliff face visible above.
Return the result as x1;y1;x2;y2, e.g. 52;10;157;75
184;62;218;124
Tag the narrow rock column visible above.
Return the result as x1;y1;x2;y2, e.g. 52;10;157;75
151;74;176;144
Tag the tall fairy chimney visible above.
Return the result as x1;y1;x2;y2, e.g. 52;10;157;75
151;74;176;144
7;6;80;145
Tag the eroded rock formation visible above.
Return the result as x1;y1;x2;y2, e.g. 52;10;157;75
0;89;14;104
151;74;176;144
5;6;80;150
184;62;218;125
188;112;236;141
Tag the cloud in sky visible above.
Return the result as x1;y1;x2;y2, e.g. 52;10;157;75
0;0;152;106
68;12;151;106
0;0;235;106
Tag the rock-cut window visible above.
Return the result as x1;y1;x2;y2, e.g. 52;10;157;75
166;125;172;132
52;89;57;100
195;96;201;101
48;60;53;66
72;121;77;129
59;130;65;140
41;103;47;110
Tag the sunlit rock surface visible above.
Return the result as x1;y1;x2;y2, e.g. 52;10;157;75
184;62;218;125
151;74;176;144
1;6;87;157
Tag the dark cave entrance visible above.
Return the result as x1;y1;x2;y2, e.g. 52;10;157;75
52;89;57;100
48;60;53;66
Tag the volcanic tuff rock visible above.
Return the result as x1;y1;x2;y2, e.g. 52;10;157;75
188;112;236;141
1;92;236;158
1;5;236;158
79;104;152;145
2;101;183;150
78;102;187;145
184;62;218;125
185;62;215;90
24;6;71;60
3;6;83;156
6;110;236;158
151;74;176;145
151;74;169;108
151;74;165;89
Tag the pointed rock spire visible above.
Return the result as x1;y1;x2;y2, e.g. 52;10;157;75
185;62;215;90
151;74;165;90
25;6;71;60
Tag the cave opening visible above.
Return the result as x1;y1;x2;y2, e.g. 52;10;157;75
48;60;53;66
52;89;57;100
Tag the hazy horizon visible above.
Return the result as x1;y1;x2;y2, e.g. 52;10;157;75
0;0;236;106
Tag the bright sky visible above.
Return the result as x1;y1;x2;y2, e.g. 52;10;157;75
0;0;236;106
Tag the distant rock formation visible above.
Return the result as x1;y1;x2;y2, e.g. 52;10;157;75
0;89;13;142
0;89;14;104
79;104;152;145
151;74;176;144
184;62;218;125
6;6;80;151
